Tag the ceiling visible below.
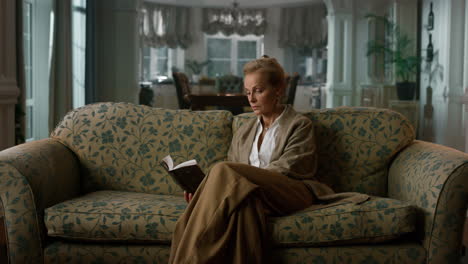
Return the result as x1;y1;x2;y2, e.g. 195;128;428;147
147;0;323;8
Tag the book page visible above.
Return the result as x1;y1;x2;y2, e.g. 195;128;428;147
161;155;174;170
173;159;198;170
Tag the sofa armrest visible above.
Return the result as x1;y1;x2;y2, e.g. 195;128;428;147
388;140;468;263
0;139;81;263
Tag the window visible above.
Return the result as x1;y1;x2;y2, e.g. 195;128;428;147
206;34;263;77
23;0;33;140
140;45;184;82
23;0;53;141
72;0;86;108
286;47;327;83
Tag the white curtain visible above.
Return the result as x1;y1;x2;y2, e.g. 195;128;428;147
49;0;73;132
140;2;192;49
279;3;327;49
202;8;266;36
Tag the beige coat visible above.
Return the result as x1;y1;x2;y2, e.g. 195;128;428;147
170;106;367;263
228;105;369;206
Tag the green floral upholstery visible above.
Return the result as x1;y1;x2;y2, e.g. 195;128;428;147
388;141;468;263
51;102;233;196
272;243;426;264
1;102;467;264
44;242;171;264
43;241;425;264
45;191;183;242
45;190;415;246
233;107;415;196
271;196;416;246
0;139;81;263
0;161;42;263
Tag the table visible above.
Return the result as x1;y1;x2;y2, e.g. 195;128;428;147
189;93;250;111
360;84;397;108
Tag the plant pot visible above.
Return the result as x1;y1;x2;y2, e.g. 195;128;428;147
396;82;416;100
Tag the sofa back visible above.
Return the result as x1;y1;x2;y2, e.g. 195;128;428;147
233;107;415;196
51;102;233;195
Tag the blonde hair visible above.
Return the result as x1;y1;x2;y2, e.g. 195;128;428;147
243;55;287;89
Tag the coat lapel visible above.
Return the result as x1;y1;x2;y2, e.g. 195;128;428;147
237;118;258;164
270;105;295;162
235;105;296;164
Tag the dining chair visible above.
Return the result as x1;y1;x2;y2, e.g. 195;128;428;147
215;75;243;93
285;73;300;105
172;72;192;109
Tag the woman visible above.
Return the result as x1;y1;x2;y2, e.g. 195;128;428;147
169;56;336;263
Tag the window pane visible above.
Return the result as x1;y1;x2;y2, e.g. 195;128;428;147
294;56;307;79
141;46;172;81
155;58;168;76
72;2;86;108
238;41;257;59
142;47;151;80
237;60;251;76
155;47;168;58
287;47;328;83
73;0;86;8
207;61;231;77
289;48;309;80
207;38;231;59
23;4;30;35
26;106;33;139
23;3;33;100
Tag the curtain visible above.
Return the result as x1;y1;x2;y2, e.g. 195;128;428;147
279;3;327;50
85;0;96;104
15;0;26;145
49;0;73;132
202;8;266;36
140;2;192;49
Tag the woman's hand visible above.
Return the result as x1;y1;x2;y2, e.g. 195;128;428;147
184;191;193;203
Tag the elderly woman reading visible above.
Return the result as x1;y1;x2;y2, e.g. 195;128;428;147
169;56;366;263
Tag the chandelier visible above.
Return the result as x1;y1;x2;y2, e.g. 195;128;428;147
202;0;267;36
216;0;246;29
228;0;240;22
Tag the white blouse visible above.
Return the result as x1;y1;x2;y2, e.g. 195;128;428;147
249;108;286;168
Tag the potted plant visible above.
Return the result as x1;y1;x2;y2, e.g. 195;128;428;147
185;59;211;83
366;14;421;100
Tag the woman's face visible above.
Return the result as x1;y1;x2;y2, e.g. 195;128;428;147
244;71;282;116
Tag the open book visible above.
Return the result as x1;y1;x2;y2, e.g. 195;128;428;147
160;155;206;193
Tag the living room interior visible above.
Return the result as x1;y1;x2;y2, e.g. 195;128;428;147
0;0;467;263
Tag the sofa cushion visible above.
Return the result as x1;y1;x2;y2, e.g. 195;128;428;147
234;107;415;196
51;102;233;195
270;196;416;246
45;191;416;246
45;191;182;243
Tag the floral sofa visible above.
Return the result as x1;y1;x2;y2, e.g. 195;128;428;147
0;102;467;264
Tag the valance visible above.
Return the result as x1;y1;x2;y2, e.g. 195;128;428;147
202;7;267;36
140;2;192;49
279;3;327;49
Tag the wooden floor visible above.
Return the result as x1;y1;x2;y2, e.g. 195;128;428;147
0;217;6;263
464;217;468;264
